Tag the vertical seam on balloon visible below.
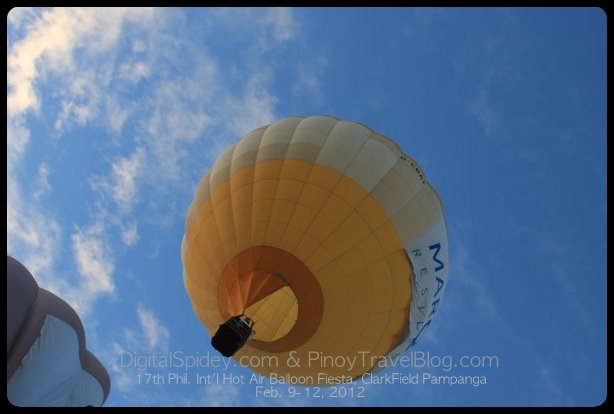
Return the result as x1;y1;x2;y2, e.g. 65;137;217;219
222;144;249;307
363;151;416;310
390;184;433;246
210;143;244;313
306;201;398;284
305;198;407;358
239;129;267;300
304;132;376;272
300;127;374;269
362;153;409;357
261;117;306;273
230;129;270;303
277;118;340;255
271;118;320;278
208;150;233;273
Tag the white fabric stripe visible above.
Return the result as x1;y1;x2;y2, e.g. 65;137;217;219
230;126;267;173
188;114;447;277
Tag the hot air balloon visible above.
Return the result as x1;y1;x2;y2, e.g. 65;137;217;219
181;115;449;383
7;256;111;406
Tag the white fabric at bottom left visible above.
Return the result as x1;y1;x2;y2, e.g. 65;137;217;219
7;314;104;407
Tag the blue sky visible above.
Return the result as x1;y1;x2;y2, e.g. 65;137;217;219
7;7;606;407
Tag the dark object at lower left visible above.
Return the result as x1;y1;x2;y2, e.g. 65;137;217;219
211;315;255;357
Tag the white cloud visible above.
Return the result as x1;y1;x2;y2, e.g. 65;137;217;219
102;305;171;395
7;117;31;169
55;96;96;131
6;9;158;264
7;135;111;319
539;240;593;332
8;9;156;323
121;222;139;247
132;39;147;52
7;8;77;115
222;72;278;138
7;7;38;29
118;61;150;83
208;7;297;53
52;59;129;133
469;87;500;137
201;383;241;407
8;119;61;292
7;7;156;137
144;77;215;144
7;180;62;286
107;342;138;393
69;223;115;311
106;98;131;134
135;71;218;185
111;149;144;213
7;8;154;117
442;225;572;405
7;175;113;319
32;162;51;200
137;305;171;350
9;7;316;242
292;58;327;105
265;7;295;42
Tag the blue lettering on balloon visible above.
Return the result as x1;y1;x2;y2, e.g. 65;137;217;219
429;243;444;271
434;276;444;298
428;298;440;318
408;319;431;348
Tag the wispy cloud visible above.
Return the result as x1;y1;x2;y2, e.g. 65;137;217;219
221;72;278;138
138;75;216;183
110;149;144;214
264;7;295;43
7;179;62;286
137;305;171;349
7;7;154;117
8;114;61;294
69;222;115;312
120;222;139;247
7;7;152;305
440;223;572;405
8;7;312;249
537;237;594;333
469;86;501;138
32;162;51;200
208;7;298;53
200;383;242;407
118;61;150;84
8;181;115;318
292;58;327;106
7;116;31;169
7;7;38;29
103;304;171;396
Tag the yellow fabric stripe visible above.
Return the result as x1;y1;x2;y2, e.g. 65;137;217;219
183;159;412;381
